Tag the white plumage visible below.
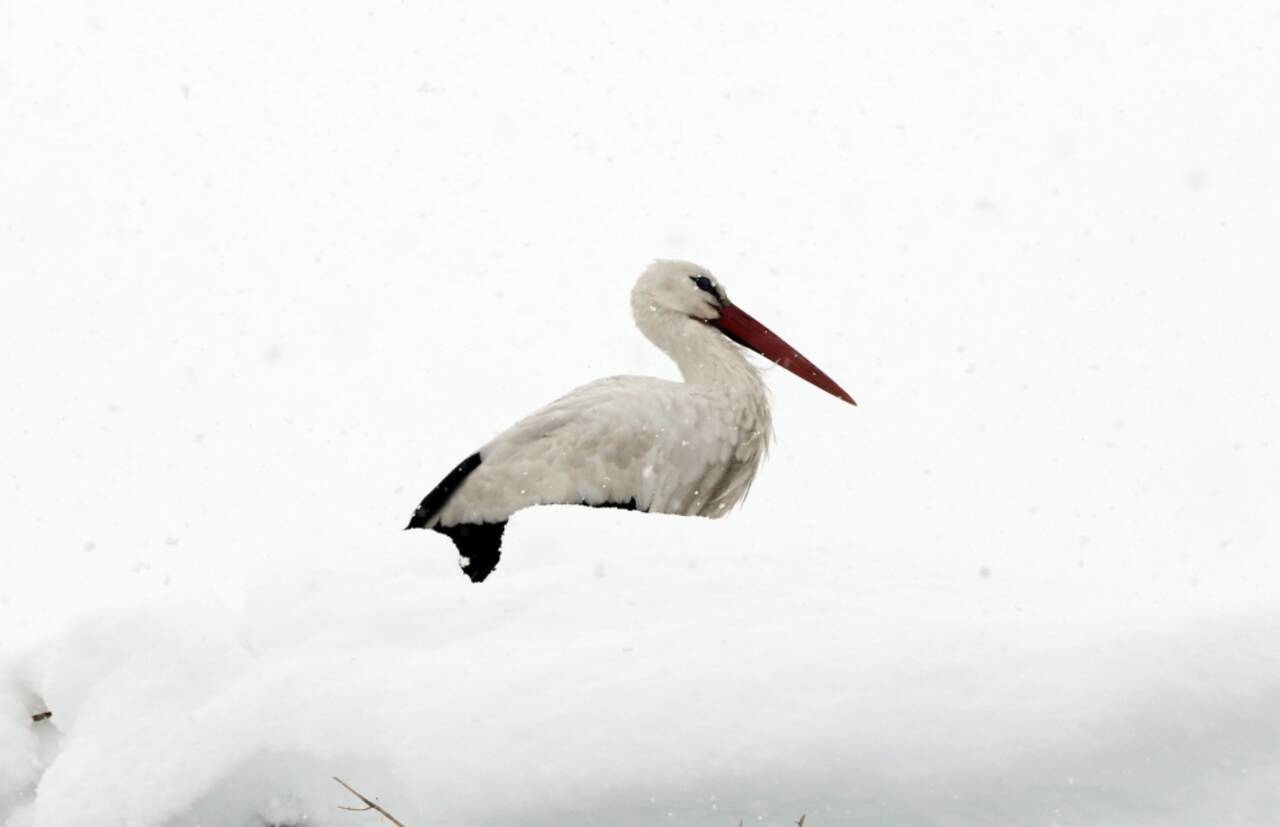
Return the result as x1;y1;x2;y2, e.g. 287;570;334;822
407;259;853;581
441;372;770;525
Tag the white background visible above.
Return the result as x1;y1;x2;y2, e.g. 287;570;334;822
2;2;1278;825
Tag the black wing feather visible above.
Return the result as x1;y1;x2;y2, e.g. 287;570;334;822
405;452;482;530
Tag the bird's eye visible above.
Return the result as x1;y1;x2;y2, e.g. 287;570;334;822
689;275;721;302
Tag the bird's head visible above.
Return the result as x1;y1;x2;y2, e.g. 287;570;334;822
631;259;856;406
632;259;730;322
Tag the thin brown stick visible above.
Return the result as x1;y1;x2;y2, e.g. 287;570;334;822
332;777;408;827
31;711;52;722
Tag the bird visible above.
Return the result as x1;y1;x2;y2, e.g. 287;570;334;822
406;260;856;582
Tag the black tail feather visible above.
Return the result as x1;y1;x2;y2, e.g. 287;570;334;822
406;452;643;583
435;521;507;582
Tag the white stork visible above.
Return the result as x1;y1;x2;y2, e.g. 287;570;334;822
407;260;855;581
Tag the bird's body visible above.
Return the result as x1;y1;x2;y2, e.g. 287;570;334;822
407;260;853;581
436;372;769;525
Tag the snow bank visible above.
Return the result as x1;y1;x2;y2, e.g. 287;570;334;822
4;508;1277;826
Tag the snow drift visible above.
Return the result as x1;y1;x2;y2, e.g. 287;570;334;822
4;508;1277;826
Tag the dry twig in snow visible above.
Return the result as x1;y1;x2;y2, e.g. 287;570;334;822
332;777;408;827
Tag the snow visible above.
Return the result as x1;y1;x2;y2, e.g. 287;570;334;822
5;514;1277;825
3;1;1280;825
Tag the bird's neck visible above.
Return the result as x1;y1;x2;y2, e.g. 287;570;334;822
673;326;764;392
643;313;768;404
635;310;773;471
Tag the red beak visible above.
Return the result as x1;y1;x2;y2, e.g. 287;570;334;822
710;304;857;406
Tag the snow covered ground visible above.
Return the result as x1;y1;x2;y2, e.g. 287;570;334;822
3;2;1279;825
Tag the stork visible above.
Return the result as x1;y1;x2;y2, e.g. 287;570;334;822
406;260;855;581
